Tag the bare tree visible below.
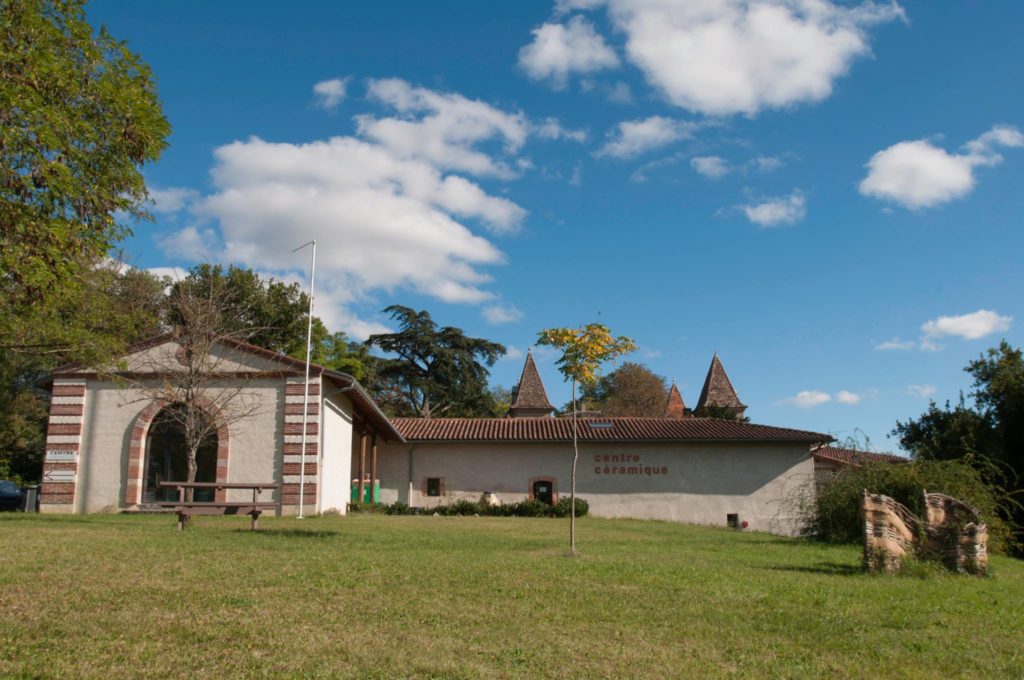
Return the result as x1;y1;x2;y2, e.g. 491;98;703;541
127;277;264;500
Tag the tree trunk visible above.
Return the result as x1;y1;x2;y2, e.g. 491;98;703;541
186;446;198;503
570;375;578;556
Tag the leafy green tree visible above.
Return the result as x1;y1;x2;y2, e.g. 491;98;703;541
365;306;505;418
578;361;667;417
537;323;636;555
172;265;323;357
0;263;165;483
487;385;514;417
894;341;1024;552
1;0;169;363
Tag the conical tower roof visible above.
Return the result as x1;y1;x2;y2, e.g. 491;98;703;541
696;354;746;413
665;381;687;419
508;350;554;418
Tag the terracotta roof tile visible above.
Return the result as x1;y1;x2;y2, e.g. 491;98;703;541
813;446;906;466
393;417;831;443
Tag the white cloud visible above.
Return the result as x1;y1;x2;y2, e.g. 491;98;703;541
860;125;1024;209
356;78;528;179
738;191;806;227
501;345;526;362
921;309;1012;340
518;15;620;88
158;225;219;261
483;304;524;325
170;135;523;334
534;117;589;142
750;155;784;173
597;116;696;159
780;389;862;408
313;77;349;110
874;337;915;351
691;155;730;178
531;0;904;116
835;390;861;405
906;384;937;398
149;186;199;214
146;266;188;282
606;81;633;104
569;163;583;186
156;81;543;339
779;390;832;408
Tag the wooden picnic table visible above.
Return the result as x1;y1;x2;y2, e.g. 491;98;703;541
158;482;280;530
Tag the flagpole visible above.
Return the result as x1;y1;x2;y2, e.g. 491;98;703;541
292;240;317;519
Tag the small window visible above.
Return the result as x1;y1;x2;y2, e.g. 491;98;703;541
727;513;739;529
426;477;441;497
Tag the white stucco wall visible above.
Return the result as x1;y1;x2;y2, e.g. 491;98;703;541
76;378;284;512
320;392;354;514
377;441;815;534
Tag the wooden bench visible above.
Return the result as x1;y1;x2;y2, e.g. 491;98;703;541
158;482;280;530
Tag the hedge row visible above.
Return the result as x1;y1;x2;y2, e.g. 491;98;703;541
348;496;589;518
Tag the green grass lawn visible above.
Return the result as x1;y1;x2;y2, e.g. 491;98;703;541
1;514;1022;679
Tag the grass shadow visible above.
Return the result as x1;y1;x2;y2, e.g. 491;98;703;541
767;562;862;576
234;528;341;538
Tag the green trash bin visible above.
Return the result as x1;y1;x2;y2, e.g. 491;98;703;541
350;479;380;504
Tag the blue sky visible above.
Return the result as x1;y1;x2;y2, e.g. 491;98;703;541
89;1;1024;452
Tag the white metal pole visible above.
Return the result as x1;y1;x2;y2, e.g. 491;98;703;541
293;240;317;519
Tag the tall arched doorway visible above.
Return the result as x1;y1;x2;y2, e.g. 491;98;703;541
142;405;218;502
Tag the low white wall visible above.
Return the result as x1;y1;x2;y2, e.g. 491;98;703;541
377;441;815;534
320;392;354;514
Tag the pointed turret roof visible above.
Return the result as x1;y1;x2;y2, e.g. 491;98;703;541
508;350;554;417
665;382;687;419
696;354;746;412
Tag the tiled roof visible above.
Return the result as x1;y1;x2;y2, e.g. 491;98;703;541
813;446;906;466
508;350;554;414
696;354;746;410
392;417;831;443
665;383;687;419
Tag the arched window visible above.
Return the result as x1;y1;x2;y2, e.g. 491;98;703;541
142;404;218;503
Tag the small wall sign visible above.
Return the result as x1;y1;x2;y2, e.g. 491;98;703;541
43;469;77;483
46;450;78;462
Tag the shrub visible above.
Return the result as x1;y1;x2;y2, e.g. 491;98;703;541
385;501;412;516
802;458;1014;552
347;502;390;514
553;496;589;518
448;499;483;516
513;498;551;517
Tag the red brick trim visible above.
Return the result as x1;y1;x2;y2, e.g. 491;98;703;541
283;402;319;416
282;442;318;455
52;384;86;397
528;476;558;504
45;442;80;452
47;422;82;436
49;403;84;417
282;462;319;475
40;482;75;503
283;421;318;436
126;399;231;505
285;382;320;396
